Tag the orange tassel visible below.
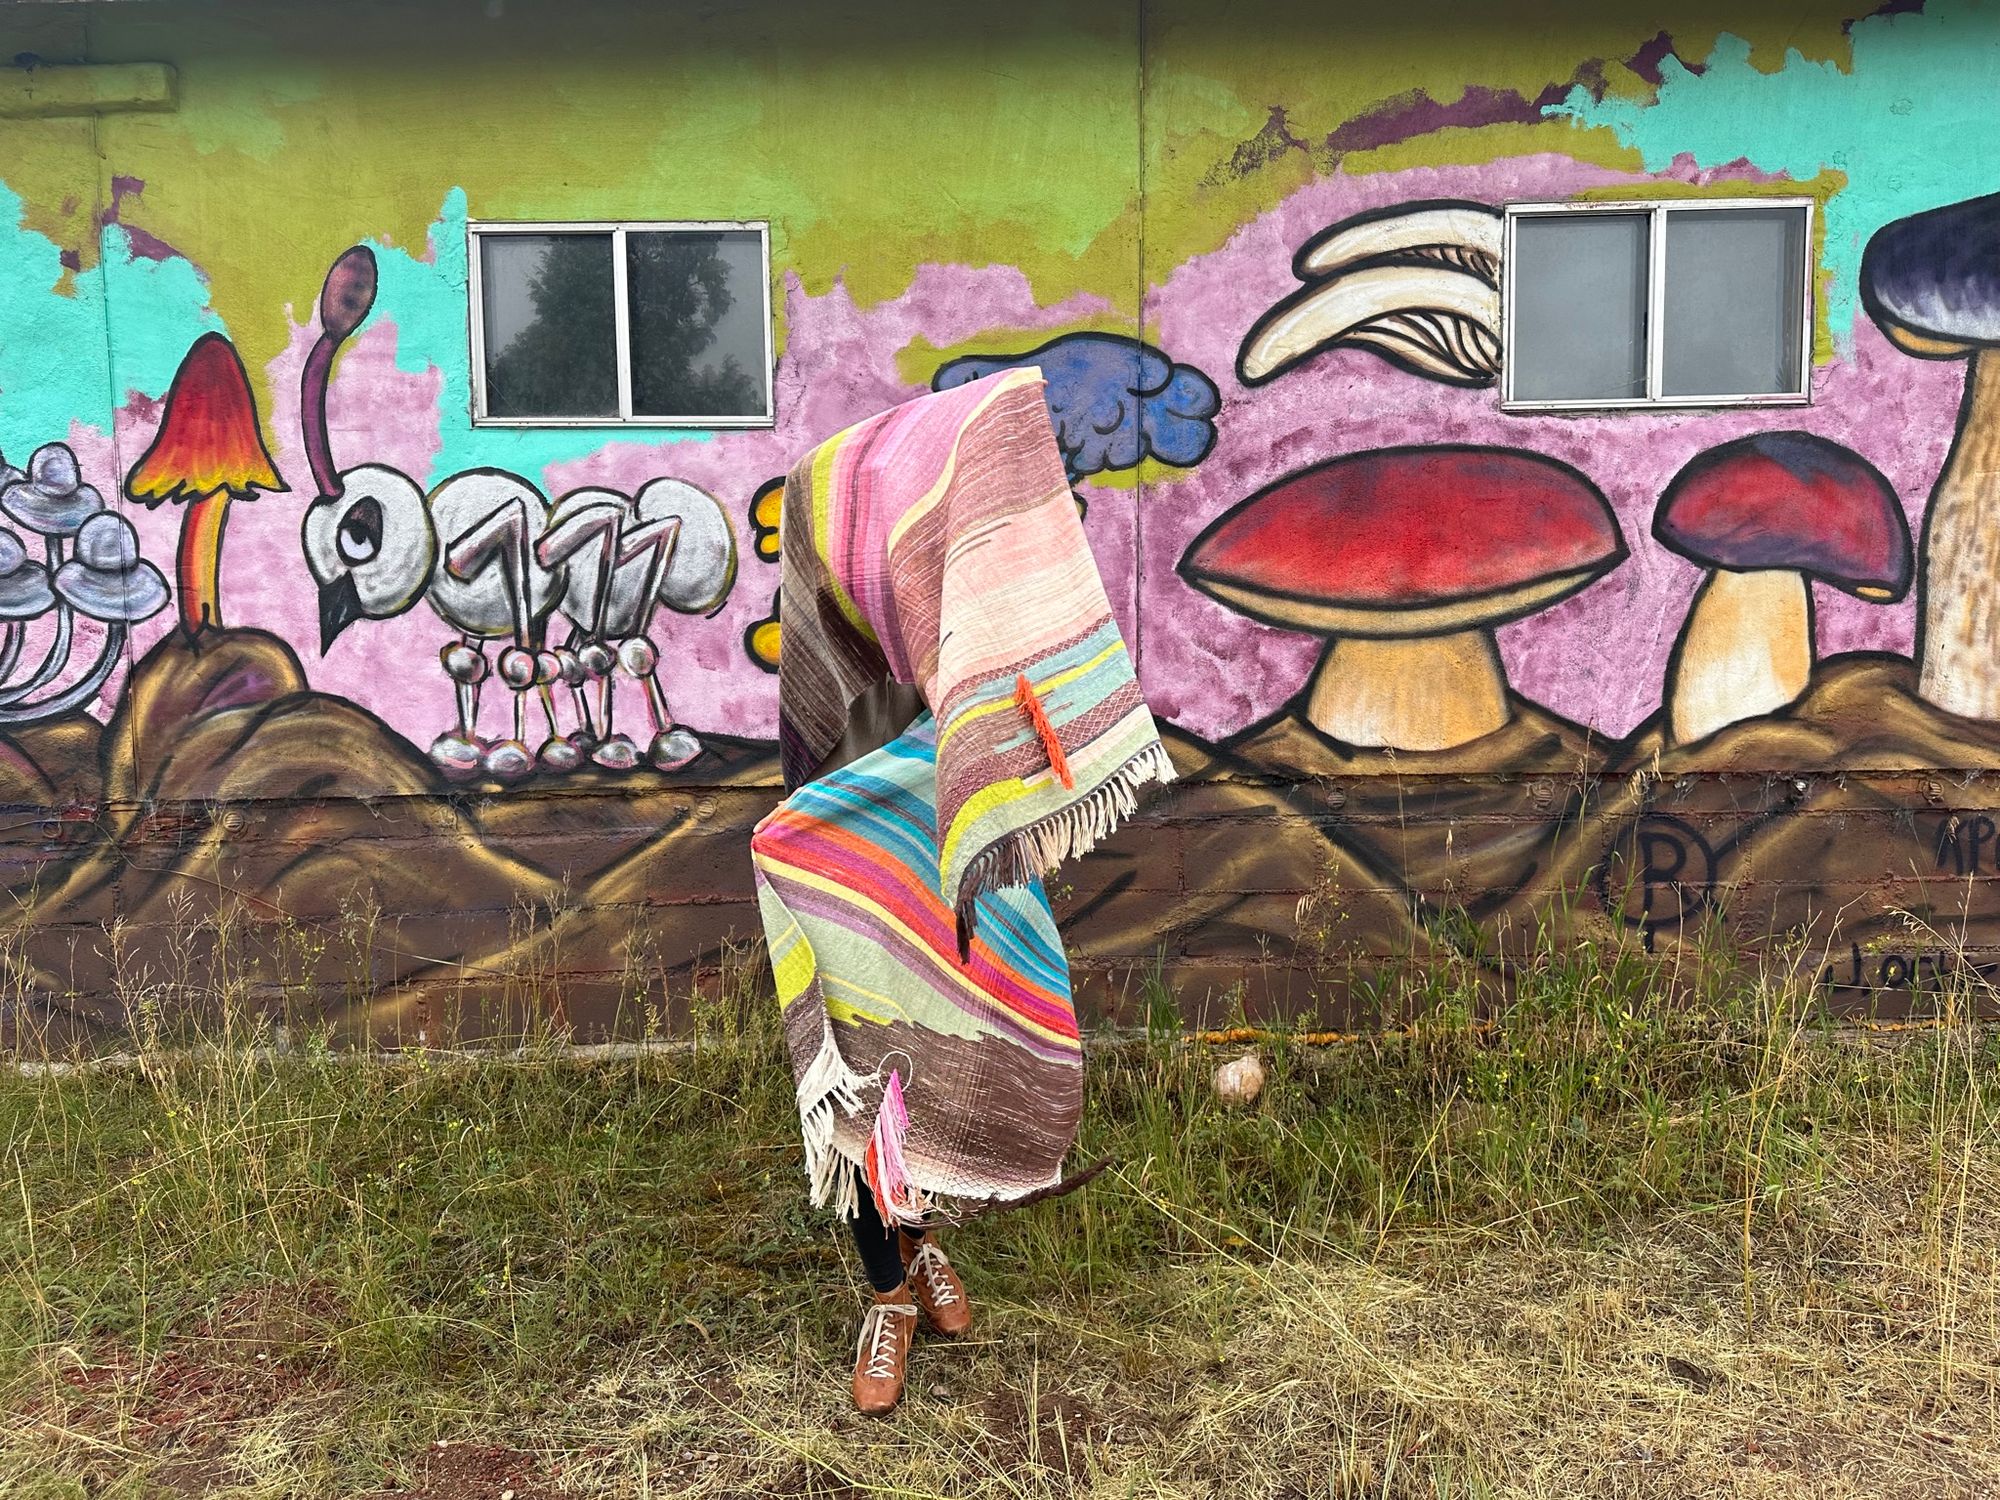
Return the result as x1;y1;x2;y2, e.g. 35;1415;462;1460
1014;672;1074;789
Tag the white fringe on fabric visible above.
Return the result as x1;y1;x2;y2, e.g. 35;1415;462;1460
958;741;1178;901
795;1014;869;1221
796;1019;948;1225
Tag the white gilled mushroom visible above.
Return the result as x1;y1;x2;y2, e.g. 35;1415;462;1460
0;443;110;712
0;528;53;683
54;511;171;624
1239;200;1503;388
0;511;169;728
1654;432;1911;745
1180;446;1625;752
3;443;104;538
1863;192;2000;719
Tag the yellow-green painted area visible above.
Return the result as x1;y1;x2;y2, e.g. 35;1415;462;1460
3;0;2000;478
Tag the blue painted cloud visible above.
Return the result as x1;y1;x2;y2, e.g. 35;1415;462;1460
934;333;1220;483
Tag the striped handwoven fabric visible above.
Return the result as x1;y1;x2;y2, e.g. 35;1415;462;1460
753;366;1173;1222
754;718;1082;1219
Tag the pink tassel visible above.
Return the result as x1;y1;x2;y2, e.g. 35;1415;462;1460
863;1068;919;1225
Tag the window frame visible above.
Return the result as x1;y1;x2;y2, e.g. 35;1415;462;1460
1499;198;1815;413
466;218;775;429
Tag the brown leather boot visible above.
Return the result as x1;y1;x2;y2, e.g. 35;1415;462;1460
851;1289;918;1416
900;1232;972;1338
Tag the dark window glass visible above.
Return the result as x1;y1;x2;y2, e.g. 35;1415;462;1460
480;233;618;418
627;229;767;418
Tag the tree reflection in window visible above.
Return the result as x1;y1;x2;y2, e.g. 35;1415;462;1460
481;234;619;418
627;230;762;418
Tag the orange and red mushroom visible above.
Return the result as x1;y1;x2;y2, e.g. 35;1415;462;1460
1180;446;1625;752
125;332;288;636
1653;431;1910;744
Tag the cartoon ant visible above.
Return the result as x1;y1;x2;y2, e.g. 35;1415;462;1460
298;245;736;783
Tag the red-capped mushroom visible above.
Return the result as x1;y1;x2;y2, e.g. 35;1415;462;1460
1654;431;1911;745
1180;446;1626;751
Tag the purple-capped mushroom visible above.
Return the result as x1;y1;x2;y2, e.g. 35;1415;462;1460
1864;192;2000;719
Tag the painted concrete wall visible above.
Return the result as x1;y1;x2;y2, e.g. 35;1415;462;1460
2;0;1998;1041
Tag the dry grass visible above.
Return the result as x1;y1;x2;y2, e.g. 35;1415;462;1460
1;922;1997;1497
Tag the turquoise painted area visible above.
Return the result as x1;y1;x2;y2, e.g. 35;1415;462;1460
0;184;218;458
367;188;710;490
1548;0;2000;339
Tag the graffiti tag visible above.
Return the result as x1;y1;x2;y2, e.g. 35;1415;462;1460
1593;813;1718;948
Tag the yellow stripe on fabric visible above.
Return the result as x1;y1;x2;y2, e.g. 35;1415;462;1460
938;708;1154;876
761;857;1077;1049
807;432;875;641
821;974;914;1027
936;638;1127;752
770;926;817;1009
755;888;818;1009
885;367;1041;555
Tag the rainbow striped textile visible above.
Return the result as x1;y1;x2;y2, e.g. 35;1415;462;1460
753;367;1173;1223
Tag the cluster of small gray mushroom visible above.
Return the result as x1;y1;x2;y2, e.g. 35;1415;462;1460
0;442;170;725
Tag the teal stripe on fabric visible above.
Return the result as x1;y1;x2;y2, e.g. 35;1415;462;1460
952;621;1126;712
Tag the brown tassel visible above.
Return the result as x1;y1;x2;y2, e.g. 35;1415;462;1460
1014;672;1074;789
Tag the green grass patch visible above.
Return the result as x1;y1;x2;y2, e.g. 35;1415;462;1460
3;932;1998;1496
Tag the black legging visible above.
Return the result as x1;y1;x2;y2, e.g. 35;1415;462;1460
852;1192;925;1293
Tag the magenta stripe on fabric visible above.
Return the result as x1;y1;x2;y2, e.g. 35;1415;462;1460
765;841;1080;1037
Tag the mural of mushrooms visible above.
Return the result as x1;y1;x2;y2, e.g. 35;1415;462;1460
0;442;168;723
1179;446;1624;752
1862;191;2000;720
125;332;288;636
1653;432;1911;746
1238;200;1502;388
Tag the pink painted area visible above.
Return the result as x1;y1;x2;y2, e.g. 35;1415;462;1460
252;316;451;733
1139;154;1962;742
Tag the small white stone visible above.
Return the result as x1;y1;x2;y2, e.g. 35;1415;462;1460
1213;1050;1266;1107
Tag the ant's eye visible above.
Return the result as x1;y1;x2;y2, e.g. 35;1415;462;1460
337;496;384;566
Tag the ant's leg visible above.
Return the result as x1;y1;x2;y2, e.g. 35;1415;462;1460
433;637;488;781
482;646;538;783
556;623;595;750
622;636;699;772
586;634;638;772
556;650;591;749
535;648;580;773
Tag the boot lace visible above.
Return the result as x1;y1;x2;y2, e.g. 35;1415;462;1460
857;1301;915;1381
906;1241;960;1309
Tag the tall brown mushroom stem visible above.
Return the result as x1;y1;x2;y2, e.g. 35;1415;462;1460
1304;630;1509;751
1666;569;1810;746
1915;348;2000;719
